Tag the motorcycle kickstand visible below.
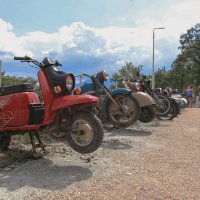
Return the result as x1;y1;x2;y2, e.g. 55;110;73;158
29;131;46;156
35;131;46;152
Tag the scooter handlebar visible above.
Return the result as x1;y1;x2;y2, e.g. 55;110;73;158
14;56;31;61
75;74;92;78
14;56;26;60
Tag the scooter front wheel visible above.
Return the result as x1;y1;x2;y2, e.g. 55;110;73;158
65;112;104;154
0;134;11;151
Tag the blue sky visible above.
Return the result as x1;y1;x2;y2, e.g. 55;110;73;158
0;0;200;80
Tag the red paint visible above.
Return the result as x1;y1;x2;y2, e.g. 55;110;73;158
51;95;98;111
0;92;39;126
0;68;99;132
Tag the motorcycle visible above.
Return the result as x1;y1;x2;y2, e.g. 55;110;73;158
137;73;171;117
155;88;180;120
74;70;140;128
171;93;189;109
156;98;180;120
0;56;104;154
120;77;156;123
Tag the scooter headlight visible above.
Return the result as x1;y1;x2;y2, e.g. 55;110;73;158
66;74;75;91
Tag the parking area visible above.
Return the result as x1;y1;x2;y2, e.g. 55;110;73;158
0;108;200;200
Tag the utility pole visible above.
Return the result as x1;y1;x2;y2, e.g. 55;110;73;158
152;27;165;90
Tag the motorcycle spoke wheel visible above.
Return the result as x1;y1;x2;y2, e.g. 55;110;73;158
108;94;140;128
109;96;134;121
156;100;177;120
155;94;171;116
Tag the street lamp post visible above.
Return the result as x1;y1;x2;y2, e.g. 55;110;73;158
152;27;165;90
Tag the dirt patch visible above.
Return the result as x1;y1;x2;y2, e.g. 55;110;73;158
0;108;200;200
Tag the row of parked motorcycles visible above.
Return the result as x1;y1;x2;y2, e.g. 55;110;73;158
0;56;188;155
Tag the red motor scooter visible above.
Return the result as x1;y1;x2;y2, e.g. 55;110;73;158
0;56;104;154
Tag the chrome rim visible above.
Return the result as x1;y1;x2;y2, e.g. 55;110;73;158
71;119;94;146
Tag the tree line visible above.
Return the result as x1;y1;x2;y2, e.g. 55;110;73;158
111;23;200;94
1;72;42;99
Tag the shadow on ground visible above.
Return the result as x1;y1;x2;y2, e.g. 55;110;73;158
107;128;152;137
0;158;92;191
101;140;132;150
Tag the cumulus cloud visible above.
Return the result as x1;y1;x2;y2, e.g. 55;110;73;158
0;20;155;75
0;0;199;77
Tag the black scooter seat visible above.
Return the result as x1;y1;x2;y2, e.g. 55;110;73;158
0;84;34;96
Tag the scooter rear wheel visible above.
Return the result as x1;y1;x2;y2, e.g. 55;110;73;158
0;134;11;151
65;112;104;154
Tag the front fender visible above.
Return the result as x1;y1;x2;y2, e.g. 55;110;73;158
102;88;132;115
131;92;156;107
51;95;98;111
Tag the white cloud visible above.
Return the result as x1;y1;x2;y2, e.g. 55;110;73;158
0;18;12;31
0;0;199;75
118;17;127;22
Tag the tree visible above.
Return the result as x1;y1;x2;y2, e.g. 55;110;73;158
110;62;142;88
1;72;42;99
171;53;189;91
178;23;200;88
155;67;169;89
2;73;37;87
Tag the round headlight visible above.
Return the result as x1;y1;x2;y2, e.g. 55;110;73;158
66;74;75;91
102;70;109;81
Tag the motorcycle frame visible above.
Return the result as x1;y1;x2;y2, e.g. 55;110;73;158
79;74;133;120
140;79;164;105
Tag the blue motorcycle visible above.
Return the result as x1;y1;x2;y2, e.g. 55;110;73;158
75;70;140;128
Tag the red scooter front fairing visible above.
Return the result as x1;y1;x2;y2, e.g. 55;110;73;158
37;70;99;125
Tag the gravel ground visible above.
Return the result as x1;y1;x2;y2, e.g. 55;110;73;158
0;108;200;200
